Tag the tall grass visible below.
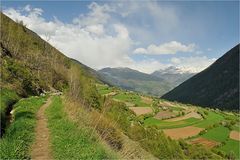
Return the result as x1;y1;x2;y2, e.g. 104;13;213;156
46;96;115;159
63;97;156;159
0;96;46;159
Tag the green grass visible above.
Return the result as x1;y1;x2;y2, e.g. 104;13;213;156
0;88;19;114
0;88;19;133
218;139;240;159
114;92;149;107
0;96;46;159
97;85;115;95
201;126;230;142
46;96;114;159
144;117;200;129
194;110;224;128
97;85;113;95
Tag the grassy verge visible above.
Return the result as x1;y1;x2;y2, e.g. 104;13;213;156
0;96;46;159
0;88;19;134
46;96;114;159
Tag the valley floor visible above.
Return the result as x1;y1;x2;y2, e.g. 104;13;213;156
0;86;239;159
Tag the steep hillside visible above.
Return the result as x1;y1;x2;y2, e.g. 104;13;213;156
0;13;181;159
162;44;239;110
98;67;172;96
152;66;194;87
0;12;101;110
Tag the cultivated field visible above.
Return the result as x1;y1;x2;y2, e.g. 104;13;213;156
96;84;240;158
129;107;153;116
163;126;204;140
189;137;219;148
165;111;202;122
154;111;176;120
230;131;240;141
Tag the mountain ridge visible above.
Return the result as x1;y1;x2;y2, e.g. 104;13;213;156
162;44;239;110
98;66;194;96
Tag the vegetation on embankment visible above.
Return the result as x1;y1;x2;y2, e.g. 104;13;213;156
1;12;102;111
63;96;156;159
0;96;46;159
102;98;223;159
46;96;116;159
0;88;19;135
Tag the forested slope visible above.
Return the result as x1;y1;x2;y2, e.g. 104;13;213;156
162;44;239;110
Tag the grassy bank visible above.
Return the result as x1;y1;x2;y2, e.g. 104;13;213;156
0;96;46;159
46;96;114;159
0;88;19;134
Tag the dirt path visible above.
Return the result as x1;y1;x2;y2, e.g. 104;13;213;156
31;97;52;160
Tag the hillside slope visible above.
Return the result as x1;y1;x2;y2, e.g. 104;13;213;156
162;44;239;110
0;13;157;159
98;67;172;96
0;12;99;105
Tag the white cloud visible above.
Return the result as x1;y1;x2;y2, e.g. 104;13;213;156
84;24;105;36
3;4;133;71
72;2;114;26
3;3;215;74
170;56;216;73
134;41;196;55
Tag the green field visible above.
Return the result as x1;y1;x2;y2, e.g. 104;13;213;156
218;139;240;159
201;126;230;142
0;96;46;159
194;111;224;128
113;92;149;107
98;85;240;159
144;117;200;129
97;85;114;95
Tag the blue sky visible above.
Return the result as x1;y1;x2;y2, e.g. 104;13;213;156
2;1;239;73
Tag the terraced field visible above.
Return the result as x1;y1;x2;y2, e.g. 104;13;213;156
96;84;240;158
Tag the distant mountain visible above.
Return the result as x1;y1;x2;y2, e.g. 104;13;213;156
151;66;195;87
162;44;239;110
98;67;172;96
98;67;194;96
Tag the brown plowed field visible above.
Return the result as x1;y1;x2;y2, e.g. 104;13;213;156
141;96;152;104
154;111;176;120
189;137;219;148
163;126;203;140
229;131;240;141
165;112;202;122
129;107;153;116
